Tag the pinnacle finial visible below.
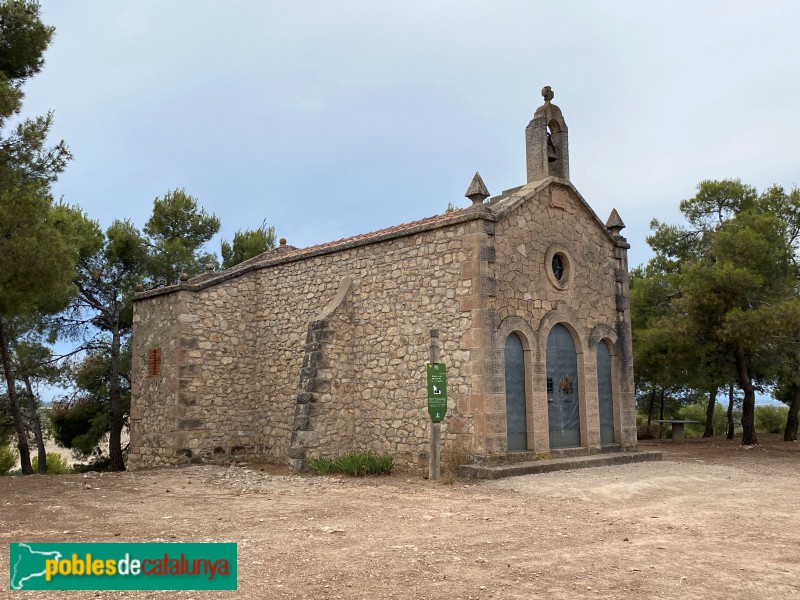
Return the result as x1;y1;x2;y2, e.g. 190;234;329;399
464;172;490;205
606;208;626;232
542;86;554;103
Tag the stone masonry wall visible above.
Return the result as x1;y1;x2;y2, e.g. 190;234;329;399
483;182;635;454
130;181;637;471
130;222;475;471
129;291;189;468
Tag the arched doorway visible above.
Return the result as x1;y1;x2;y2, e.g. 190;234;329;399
504;332;527;451
546;324;581;449
597;340;615;445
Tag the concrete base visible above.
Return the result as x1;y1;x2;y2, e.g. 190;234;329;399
459;451;662;480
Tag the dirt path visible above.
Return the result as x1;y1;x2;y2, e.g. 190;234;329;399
1;435;798;599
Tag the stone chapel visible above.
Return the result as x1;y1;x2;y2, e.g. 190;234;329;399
129;87;638;471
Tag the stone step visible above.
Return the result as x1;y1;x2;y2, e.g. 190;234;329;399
459;451;662;480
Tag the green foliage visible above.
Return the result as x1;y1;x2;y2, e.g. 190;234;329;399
754;405;789;434
0;442;16;475
59;188;219;471
74;349;126;399
0;1;71;315
31;452;72;474
678;179;757;231
71;454;113;473
634;387;693;418
63;213;147;472
220;219;276;269
0;392;14;443
0;184;78;317
308;457;337;475
308;452;393;477
634;179;800;445
51;345;131;457
774;380;800;409
334;452;393;476
630;262;723;411
445;201;457;213
68;214;148;308
144;188;221;285
50;396;108;456
679;403;730;437
0;0;54;119
0;0;73;476
13;338;60;385
0;1;53;79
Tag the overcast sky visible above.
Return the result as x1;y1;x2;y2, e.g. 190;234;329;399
24;1;800;270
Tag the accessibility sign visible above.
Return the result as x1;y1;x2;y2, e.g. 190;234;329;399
426;363;447;422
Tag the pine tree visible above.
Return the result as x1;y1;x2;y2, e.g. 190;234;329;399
0;1;75;474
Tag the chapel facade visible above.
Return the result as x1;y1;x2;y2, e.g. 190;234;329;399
128;88;638;471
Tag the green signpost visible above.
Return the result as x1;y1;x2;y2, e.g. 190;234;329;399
426;363;447;422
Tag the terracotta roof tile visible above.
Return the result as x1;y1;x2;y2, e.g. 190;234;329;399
230;208;470;270
136;205;491;299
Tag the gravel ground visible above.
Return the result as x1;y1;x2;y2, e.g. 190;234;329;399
1;434;798;599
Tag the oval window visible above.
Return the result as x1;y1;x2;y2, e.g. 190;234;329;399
552;253;565;281
544;245;573;290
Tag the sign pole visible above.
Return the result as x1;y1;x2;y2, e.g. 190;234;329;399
429;329;441;480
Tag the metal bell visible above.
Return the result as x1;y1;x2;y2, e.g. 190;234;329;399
547;138;558;163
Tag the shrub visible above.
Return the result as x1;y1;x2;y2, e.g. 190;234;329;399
32;452;73;475
441;439;473;484
50;398;109;456
309;452;393;476
0;444;17;475
754;405;788;434
72;454;113;473
679;403;729;437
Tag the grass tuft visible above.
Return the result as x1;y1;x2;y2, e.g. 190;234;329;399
308;457;338;475
309;452;393;477
440;439;473;484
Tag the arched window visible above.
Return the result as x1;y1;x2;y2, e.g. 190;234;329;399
546;324;580;449
504;333;527;451
597;341;615;445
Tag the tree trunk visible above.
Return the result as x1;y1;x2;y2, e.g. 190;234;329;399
734;348;758;445
785;384;799;442
658;388;666;439
726;383;735;440
22;372;47;474
0;320;33;474
703;386;718;437
646;386;656;435
108;320;125;471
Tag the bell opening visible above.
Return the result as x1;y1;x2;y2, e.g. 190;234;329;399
547;132;558;163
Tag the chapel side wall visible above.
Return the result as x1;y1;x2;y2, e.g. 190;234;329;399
299;219;478;470
490;184;630;453
128;276;275;469
129;291;188;469
131;221;476;471
286;225;476;470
